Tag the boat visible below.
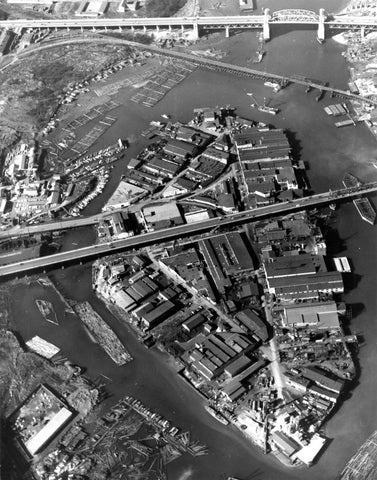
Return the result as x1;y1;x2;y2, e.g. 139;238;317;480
161;114;170;119
335;119;354;128
35;299;59;325
249;93;279;115
342;172;360;189
258;105;279;115
342;173;376;225
204;405;229;425
264;81;281;92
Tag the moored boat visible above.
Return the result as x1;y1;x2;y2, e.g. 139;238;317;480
35;299;59;325
204;405;229;425
342;173;376;225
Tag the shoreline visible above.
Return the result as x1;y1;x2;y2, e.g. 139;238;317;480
3;2;377;477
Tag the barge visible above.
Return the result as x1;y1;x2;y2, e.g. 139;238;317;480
74;301;133;365
35;299;59;325
342;173;376;225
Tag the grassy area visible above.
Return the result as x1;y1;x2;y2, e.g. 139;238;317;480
145;0;187;17
0;43;131;148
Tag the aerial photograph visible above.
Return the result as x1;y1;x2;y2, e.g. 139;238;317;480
0;0;376;479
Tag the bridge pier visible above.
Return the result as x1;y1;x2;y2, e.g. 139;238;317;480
361;26;365;39
119;26;122;32
80;26;83;33
92;26;96;32
143;25;147;33
192;22;199;40
317;8;326;43
181;25;184;34
225;26;230;38
263;8;270;41
156;25;159;34
66;26;70;33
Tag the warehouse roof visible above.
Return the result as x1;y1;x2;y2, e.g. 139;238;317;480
283;301;340;329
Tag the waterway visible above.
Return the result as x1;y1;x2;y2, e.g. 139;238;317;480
7;0;377;478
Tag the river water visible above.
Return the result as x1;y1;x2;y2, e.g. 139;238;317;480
8;0;377;478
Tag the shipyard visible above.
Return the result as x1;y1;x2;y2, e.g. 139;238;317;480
0;0;377;479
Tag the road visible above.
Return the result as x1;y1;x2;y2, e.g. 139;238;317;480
0;14;375;29
0;183;376;278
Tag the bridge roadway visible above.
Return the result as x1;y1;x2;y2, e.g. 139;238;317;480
11;36;377;106
0;14;376;29
0;183;376;278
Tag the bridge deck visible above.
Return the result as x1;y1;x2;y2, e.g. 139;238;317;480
0;184;376;278
0;14;375;28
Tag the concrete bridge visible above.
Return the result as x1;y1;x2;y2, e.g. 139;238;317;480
0;183;376;279
0;10;376;42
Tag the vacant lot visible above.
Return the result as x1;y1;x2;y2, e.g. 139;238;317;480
0;43;131;148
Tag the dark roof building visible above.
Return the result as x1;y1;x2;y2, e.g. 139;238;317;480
139;300;176;330
267;272;344;299
264;254;327;279
308;384;339;403
163;139;198;159
271;431;301;457
222;381;246;402
182;312;207;332
224;355;253;378
235;309;269;342
302;366;345;394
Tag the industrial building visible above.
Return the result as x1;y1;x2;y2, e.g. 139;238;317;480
266;271;344;300
143;202;184;230
302;366;345;394
282;301;340;330
235;309;269;342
